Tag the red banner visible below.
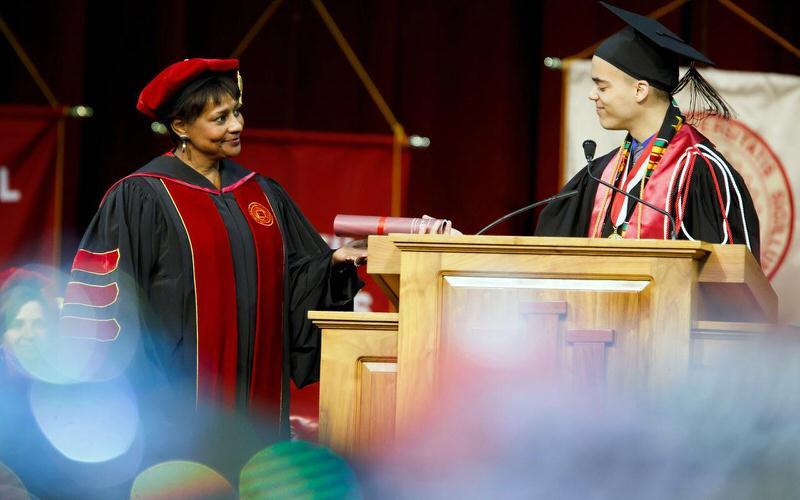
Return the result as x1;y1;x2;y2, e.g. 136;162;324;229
236;129;409;437
0;106;63;268
237;129;408;312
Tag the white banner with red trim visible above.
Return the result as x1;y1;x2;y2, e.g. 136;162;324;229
563;60;800;325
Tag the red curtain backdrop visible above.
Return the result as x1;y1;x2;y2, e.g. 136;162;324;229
3;0;797;250
235;128;409;438
236;129;408;315
0;106;62;268
238;129;408;247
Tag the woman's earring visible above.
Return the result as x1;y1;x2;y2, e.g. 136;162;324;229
179;135;189;154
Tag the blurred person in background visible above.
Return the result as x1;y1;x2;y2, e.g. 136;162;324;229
0;268;69;498
0;269;57;381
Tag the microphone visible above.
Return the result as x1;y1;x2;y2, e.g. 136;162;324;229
476;190;579;235
583;139;677;240
582;139;596;163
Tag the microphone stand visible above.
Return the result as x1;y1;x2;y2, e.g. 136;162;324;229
476;190;579;235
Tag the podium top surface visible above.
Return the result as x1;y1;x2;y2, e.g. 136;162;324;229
368;235;720;275
371;234;714;256
365;235;776;322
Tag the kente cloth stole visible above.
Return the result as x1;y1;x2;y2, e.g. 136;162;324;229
588;106;704;239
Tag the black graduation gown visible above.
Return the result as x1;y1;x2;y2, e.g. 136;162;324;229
535;141;761;261
61;155;363;422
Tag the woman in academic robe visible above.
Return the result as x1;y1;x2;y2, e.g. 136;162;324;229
60;59;367;438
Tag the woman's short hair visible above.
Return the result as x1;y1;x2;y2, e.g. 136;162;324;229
161;75;240;145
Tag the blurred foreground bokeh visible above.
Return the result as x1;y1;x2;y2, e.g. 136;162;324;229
2;264;800;498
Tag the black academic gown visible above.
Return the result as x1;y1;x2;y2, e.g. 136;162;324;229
536;139;761;261
61;155;363;431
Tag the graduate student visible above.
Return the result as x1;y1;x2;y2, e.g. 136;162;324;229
537;2;759;260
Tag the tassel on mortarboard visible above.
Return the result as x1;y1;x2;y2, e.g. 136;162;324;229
672;63;734;121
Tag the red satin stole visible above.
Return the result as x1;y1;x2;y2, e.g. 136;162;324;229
588;125;707;239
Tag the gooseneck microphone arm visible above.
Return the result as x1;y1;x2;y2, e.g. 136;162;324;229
476;190;580;235
582;139;677;240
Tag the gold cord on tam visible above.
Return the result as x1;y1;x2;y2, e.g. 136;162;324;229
237;71;244;106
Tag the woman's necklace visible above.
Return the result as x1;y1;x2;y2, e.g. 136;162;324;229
176;151;222;190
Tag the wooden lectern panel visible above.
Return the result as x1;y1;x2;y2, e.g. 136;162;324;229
565;329;614;389
358;362;397;449
521;301;568;376
393;238;700;431
690;320;777;369
312;311;398;455
441;281;642;390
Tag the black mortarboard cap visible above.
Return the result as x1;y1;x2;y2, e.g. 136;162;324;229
594;2;715;91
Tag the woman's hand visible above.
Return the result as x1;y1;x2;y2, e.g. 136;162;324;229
418;215;463;235
331;239;368;267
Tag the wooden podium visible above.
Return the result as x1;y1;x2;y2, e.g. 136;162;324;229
310;235;777;455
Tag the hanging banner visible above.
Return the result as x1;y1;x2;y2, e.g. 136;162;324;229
236;128;410;438
237;129;409;313
0;105;62;268
563;60;799;324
